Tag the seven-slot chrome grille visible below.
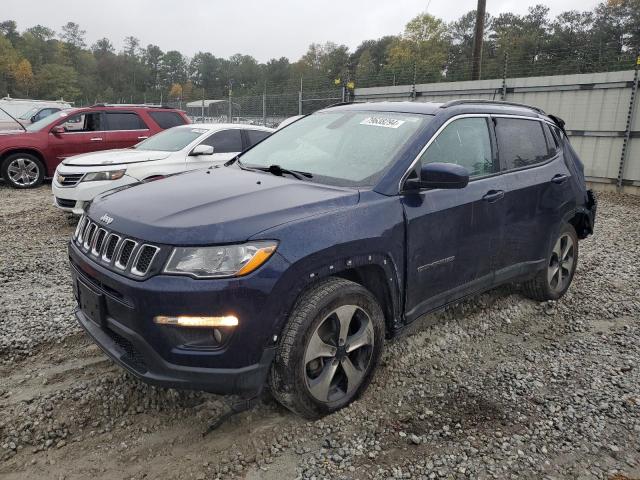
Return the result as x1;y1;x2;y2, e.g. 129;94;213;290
73;215;160;277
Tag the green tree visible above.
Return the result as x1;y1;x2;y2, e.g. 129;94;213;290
35;63;80;99
0;34;18;93
387;13;450;82
13;58;34;94
92;38;115;56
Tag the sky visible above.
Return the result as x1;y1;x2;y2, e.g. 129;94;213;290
5;0;602;62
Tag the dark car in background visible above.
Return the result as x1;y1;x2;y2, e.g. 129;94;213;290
0;104;190;189
68;100;596;418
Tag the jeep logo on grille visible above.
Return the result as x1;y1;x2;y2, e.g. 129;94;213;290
99;214;114;225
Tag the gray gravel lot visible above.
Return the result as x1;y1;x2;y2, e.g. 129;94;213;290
0;185;639;480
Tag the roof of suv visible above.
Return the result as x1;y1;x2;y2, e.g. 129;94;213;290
54;105;185;115
323;100;549;119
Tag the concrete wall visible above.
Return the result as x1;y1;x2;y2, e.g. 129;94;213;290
355;70;639;189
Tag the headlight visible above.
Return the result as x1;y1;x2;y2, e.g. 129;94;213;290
81;169;126;182
164;241;277;278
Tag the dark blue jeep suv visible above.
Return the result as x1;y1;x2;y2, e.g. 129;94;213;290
68;100;596;418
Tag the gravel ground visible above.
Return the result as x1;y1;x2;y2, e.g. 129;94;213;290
0;185;639;480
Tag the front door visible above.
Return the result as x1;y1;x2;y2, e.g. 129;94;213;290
402;116;505;321
48;111;110;162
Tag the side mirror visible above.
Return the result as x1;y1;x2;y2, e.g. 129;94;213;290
191;144;214;156
51;125;66;135
31;115;37;123
405;162;469;191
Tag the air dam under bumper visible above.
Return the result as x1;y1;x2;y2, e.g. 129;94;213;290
76;307;275;396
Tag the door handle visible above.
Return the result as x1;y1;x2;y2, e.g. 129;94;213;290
137;136;149;140
482;190;505;203
90;137;103;141
551;174;568;184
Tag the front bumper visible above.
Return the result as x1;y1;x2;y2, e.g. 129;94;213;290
77;307;275;395
52;176;136;214
69;240;290;396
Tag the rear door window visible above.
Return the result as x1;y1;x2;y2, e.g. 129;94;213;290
495;118;550;170
105;112;147;130
200;129;243;153
245;129;271;148
148;111;187;129
420;117;496;177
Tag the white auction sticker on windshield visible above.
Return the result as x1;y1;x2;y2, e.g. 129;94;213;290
360;117;405;128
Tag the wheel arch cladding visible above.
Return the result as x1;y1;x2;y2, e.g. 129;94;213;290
270;253;403;342
336;264;398;336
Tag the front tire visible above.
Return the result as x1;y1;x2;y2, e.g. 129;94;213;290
522;223;579;301
269;277;385;419
1;153;45;188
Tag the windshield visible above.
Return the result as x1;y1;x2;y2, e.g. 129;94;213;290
25;110;70;132
239;111;431;187
135;127;208;152
19;106;40;120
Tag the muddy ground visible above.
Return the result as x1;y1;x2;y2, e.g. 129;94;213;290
0;185;639;480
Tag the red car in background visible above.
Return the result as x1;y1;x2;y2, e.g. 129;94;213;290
0;104;190;189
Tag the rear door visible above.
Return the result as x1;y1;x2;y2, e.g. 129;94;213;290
186;128;243;169
402;115;506;320
104;111;151;149
494;116;574;275
48;111;110;161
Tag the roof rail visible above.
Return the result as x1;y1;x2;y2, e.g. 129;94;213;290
323;100;368;109
90;103;171;109
440;99;546;115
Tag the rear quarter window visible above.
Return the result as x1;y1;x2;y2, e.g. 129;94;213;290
148;111;187;129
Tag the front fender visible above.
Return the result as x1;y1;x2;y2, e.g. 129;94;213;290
251;190;406;336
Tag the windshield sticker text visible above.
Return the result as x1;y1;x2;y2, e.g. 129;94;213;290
360;117;405;129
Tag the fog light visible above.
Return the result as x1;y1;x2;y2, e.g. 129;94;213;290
153;315;238;328
213;328;223;343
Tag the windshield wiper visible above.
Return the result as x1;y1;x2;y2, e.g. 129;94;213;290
253;164;313;181
224;155;241;167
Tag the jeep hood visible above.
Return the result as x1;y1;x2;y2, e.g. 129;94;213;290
88;166;359;245
62;149;171;166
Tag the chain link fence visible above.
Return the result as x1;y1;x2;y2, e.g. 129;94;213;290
175;46;637;127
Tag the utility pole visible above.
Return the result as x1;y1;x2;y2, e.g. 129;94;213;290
471;0;487;81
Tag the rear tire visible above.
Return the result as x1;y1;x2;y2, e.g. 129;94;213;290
1;153;45;189
522;223;578;301
268;277;385;419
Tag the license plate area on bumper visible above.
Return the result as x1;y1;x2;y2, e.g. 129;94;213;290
76;279;106;326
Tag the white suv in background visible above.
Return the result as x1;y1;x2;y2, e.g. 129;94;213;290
52;124;273;214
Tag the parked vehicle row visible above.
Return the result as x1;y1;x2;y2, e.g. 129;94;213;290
0;104;190;189
0;96;72;130
67;100;596;419
52;123;273;214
